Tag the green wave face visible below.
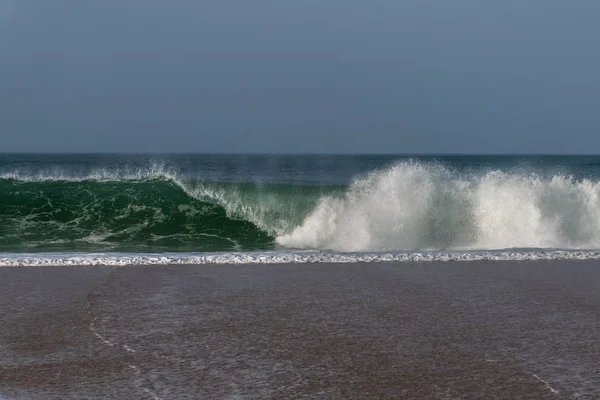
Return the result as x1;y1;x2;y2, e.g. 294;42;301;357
0;179;282;252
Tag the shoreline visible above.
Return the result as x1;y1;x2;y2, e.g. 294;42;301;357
3;248;600;267
1;260;600;399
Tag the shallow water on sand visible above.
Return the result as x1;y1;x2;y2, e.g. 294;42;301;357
1;261;599;399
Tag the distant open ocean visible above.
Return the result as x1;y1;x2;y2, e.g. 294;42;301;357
3;154;600;266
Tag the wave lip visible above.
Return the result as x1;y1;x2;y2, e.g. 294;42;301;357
1;250;600;267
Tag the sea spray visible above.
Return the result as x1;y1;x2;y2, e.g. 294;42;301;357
277;162;600;251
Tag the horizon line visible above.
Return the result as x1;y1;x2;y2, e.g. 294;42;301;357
2;152;600;157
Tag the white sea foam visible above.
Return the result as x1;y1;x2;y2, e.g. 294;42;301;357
277;162;600;252
1;250;600;267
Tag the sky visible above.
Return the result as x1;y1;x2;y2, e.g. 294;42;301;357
1;0;599;153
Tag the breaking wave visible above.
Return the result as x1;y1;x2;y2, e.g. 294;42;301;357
3;161;600;253
279;162;600;251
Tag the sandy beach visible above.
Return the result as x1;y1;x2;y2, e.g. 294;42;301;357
1;260;599;399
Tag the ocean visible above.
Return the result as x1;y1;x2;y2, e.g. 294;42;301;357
2;153;600;266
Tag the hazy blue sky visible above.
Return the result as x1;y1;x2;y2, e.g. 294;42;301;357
1;1;599;153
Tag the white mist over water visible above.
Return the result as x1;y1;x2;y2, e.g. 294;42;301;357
277;162;600;252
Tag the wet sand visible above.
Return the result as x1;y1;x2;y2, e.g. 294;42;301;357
1;260;600;399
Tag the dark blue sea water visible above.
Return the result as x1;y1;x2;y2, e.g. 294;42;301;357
3;154;600;266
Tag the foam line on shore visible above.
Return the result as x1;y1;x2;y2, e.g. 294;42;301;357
2;249;600;267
